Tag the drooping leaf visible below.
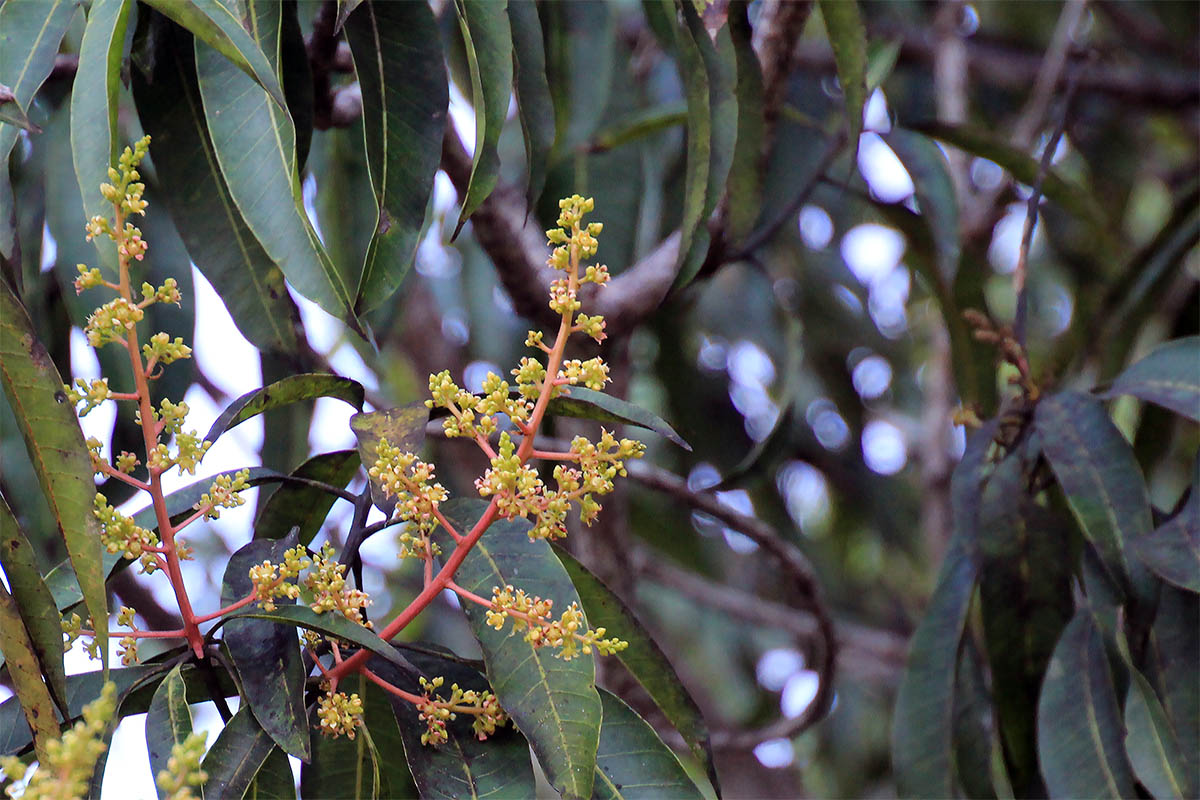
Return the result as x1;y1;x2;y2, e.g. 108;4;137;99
247;746;297;799
452;0;512;236
0;87;39;134
201;706;278;800
1035;390;1155;608
371;647;536;799
1125;668;1194;800
140;0;288;109
723;1;764;245
507;0;556;207
952;639;997;800
0;490;67;709
434;498;603;800
1133;462;1200;592
145;664;195;798
885;128;960;284
0;280;107;669
221;531;310;761
893;423;995;797
220;604;417;674
193;1;365;337
0;583;59;763
553;544;712;778
205;373;364;444
300;670;416;800
818;0;868;167
70;0;132;271
1144;586;1200;792
587;104;688;154
254;449;361;544
1036;607;1137;799
350;403;428;516
131;20;306;356
1098;336;1200;422
344;0;447;314
592;689;703;800
547;386;691;450
278;1;313;173
672;0;738;289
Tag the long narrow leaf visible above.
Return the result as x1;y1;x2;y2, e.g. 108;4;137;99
1098;336;1200;422
201;706;278;800
818;0;867;167
145;664;195;799
593;689;703;800
205;373;364;444
507;0;556;207
0;584;59;763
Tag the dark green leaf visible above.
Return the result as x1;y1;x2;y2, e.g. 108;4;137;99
279;1;313;173
673;0;738;289
885;129;960;284
0;280;107;669
132;21;306;356
201;706;278;800
70;0;132;270
1145;585;1199;791
221;604;417;674
247;746;297;799
724;2;764;245
952;639;997;800
1036;607;1137;799
255;450;361;544
553;544;712;777
507;0;556;207
818;0;867;166
1125;668;1194;800
1099;336;1200;422
371;648;536;799
140;0;288;109
0;0;78;165
205;374;364;444
344;0;447;314
548;386;691;450
1133;464;1199;592
145;664;195;798
300;670;416;800
452;0;512;236
1035;390;1155;608
434;498;602;800
0;583;59;762
592;689;702;800
893;423;994;797
221;531;310;761
350;403;428;515
194;1;365;337
0;92;39;134
866;37;903;91
587;104;688;154
0;490;67;709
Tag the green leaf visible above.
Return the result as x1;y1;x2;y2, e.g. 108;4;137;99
818;0;868;166
592;689;703;800
507;0;556;207
371;647;537;799
452;0;512;236
434;498;603;800
221;532;310;761
916;121;1114;246
145;664;195;799
0;583;59;763
193;1;365;337
1133;462;1199;592
205;373;365;444
350;403;428;515
0;280;107;670
300;670;416;800
866;37;903;91
952;639;997;800
587;104;688;153
1099;336;1200;422
70;0;132;271
1145;586;1199;792
548;386;691;450
255;450;361;545
0;0;78;163
723;1;765;245
141;0;288;109
344;0;447;314
885;129;960;284
0;490;67;709
201;706;278;800
672;0;738;289
0;664;165;756
553;544;712;779
247;746;298;799
221;604;417;674
893;423;995;798
1125;668;1194;800
1035;390;1155;608
132;16;307;356
0;89;39;134
1036;607;1137;799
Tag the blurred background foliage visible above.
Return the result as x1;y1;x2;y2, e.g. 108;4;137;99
1;0;1197;796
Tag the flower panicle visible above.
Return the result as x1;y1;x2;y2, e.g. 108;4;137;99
485;584;628;661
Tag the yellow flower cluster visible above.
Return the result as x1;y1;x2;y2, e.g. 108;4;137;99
316;689;364;739
415;676;508;746
485;585;627;660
